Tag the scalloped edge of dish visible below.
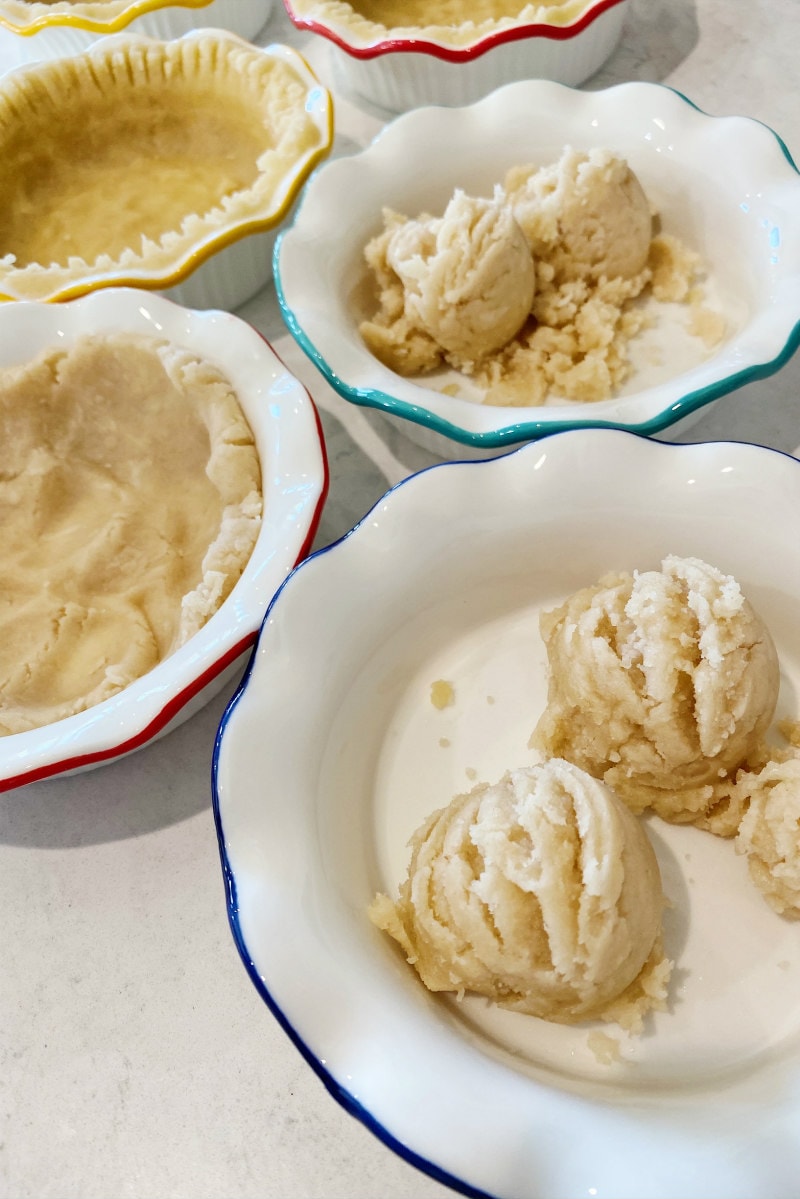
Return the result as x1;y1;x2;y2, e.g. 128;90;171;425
281;0;626;59
0;0;267;36
0;34;333;305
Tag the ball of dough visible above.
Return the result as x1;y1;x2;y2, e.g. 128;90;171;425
386;188;535;364
369;759;669;1026
735;757;800;917
508;146;653;283
532;556;780;830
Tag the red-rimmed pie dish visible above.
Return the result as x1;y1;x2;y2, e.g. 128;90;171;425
281;0;629;111
0;289;327;792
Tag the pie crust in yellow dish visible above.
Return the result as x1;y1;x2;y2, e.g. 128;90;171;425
0;0;216;34
288;0;602;45
0;33;332;302
1;331;263;735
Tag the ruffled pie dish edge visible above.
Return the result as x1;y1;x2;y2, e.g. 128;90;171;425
281;0;629;108
0;32;333;307
0;0;271;38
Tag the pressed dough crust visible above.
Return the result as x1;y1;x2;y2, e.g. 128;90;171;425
290;0;598;45
0;333;262;735
0;34;328;300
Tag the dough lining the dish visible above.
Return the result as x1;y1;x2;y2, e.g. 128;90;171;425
0;332;262;734
0;34;327;299
290;0;598;45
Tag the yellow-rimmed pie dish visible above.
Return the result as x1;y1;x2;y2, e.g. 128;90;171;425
0;31;333;309
0;0;270;39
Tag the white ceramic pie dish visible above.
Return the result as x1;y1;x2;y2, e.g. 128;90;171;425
0;0;271;39
282;0;629;111
275;78;800;458
213;429;800;1199
0;32;333;313
0;288;328;794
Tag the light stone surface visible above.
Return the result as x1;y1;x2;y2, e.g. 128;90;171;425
2;2;799;1197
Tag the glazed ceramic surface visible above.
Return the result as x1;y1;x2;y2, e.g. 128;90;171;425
214;429;800;1199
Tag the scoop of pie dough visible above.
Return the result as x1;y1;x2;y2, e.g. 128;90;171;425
734;757;800;917
507;146;653;283
369;759;670;1027
532;556;780;832
360;189;535;373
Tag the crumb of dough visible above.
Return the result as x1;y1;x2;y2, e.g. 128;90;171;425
430;679;455;709
531;556;780;834
369;759;672;1029
778;718;800;747
439;737;451;748
0;333;261;735
586;1030;622;1065
648;232;699;303
358;147;723;407
733;756;800;917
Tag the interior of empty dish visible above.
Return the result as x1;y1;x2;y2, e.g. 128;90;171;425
0;34;331;300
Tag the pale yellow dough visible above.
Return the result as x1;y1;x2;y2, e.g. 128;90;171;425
289;0;598;46
369;759;672;1030
0;333;262;735
361;190;535;370
733;757;800;918
532;556;780;834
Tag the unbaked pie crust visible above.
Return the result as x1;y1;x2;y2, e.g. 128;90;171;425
0;32;330;300
0;332;262;735
288;0;600;45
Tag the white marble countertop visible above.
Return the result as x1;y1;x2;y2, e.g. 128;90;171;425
2;3;799;1197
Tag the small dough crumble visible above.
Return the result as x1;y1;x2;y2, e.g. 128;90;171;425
586;1030;622;1065
369;759;671;1030
430;679;455;709
0;333;262;735
359;147;724;407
